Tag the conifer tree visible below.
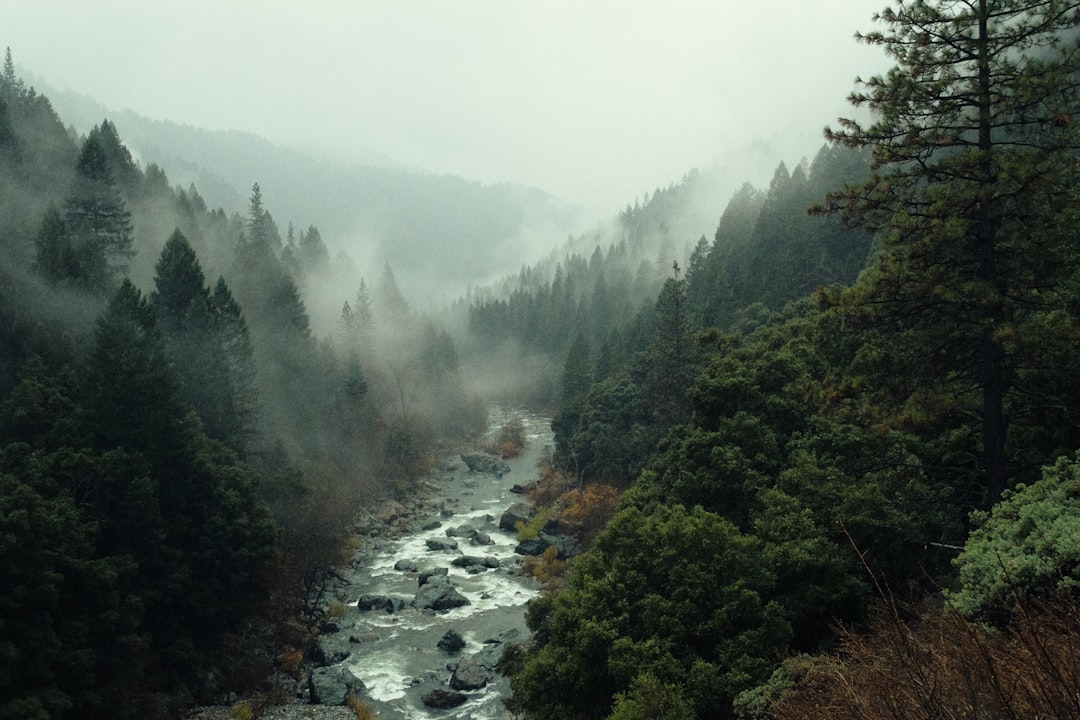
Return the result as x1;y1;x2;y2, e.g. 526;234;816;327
821;0;1080;504
63;128;134;290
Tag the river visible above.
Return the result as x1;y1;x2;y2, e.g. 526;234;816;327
329;408;552;719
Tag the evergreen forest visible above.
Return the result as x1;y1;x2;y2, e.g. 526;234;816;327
6;1;1080;719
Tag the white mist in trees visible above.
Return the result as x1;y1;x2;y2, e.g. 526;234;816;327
61;124;135;291
821;0;1080;504
152;229;257;453
378;262;410;321
646;262;696;426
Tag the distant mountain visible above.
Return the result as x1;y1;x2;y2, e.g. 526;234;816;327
35;78;583;307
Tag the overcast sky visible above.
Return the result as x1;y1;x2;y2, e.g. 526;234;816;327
8;1;888;216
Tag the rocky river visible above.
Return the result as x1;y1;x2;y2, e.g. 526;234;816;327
306;409;554;719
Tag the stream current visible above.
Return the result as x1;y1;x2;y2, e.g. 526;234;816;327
335;410;552;719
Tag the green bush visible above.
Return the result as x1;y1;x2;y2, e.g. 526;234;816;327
950;456;1080;617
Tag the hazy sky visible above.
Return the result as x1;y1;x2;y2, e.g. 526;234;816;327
8;1;888;215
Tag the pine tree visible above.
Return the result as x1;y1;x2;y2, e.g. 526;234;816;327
64;128;134;290
820;0;1080;505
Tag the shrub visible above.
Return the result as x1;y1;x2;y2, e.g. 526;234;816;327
950;456;1080;618
345;689;377;719
522;545;568;588
515;508;551;541
559;483;621;547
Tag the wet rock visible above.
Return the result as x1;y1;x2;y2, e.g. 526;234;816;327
394;559;418;572
422;688;468;709
439;508;455;517
425;537;459;552
421;519;443;531
356;594;397;612
412;574;470;612
437;629;467;654
311;636;351;666
451;555;498;572
460;452;512;477
470;531;494;546
308;665;366;705
515;533;579;559
449;658;489;691
513;537;552;556
445;524;478;538
499;502;536;532
418;567;448;586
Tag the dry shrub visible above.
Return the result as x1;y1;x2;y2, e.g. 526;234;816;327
771;595;1080;720
487;417;527;458
529;460;575;507
277;646;304;677
346;689;378;719
559;483;621;547
523;546;569;589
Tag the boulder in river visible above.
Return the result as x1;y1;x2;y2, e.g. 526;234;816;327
425;537;459;552
422;688;468;709
460;452;512;477
418;567;448;586
356;594;397;612
499;502;536;532
394;559;418;572
412;574;471;612
445;524;478;539
308;665;366;705
437;628;467;654
449;658;489;691
470;531;494;546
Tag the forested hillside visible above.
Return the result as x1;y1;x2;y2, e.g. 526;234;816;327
491;3;1080;719
7;0;1080;718
0;52;485;719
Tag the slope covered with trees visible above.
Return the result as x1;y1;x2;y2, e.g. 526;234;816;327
496;2;1080;719
0;51;485;719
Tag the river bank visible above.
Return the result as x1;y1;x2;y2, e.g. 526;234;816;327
190;409;552;720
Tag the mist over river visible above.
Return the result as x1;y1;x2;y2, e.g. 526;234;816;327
321;409;553;719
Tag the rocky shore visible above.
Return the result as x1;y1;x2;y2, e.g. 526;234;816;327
188;421;559;719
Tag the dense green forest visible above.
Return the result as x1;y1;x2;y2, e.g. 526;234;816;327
485;2;1080;719
0;48;486;719
6;0;1080;718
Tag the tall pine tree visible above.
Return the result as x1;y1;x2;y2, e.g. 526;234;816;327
821;0;1080;505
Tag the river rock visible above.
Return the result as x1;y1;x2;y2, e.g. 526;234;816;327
394;559;418;572
499;502;536;532
437;628;467;654
412;574;470;611
470;531;494;546
449;658;489;691
311;636;351;666
308;665;366;705
418;567;448;586
460;451;512;477
450;555;499;572
514;537;550;556
421;519;443;531
356;594;397;612
445;524;478;538
426;537;459;552
422;688;468;709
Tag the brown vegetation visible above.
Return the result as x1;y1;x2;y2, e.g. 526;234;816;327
559;483;621;547
770;596;1080;720
486;416;527;458
522;546;569;590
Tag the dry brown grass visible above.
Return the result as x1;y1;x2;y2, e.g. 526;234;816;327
771;596;1080;720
